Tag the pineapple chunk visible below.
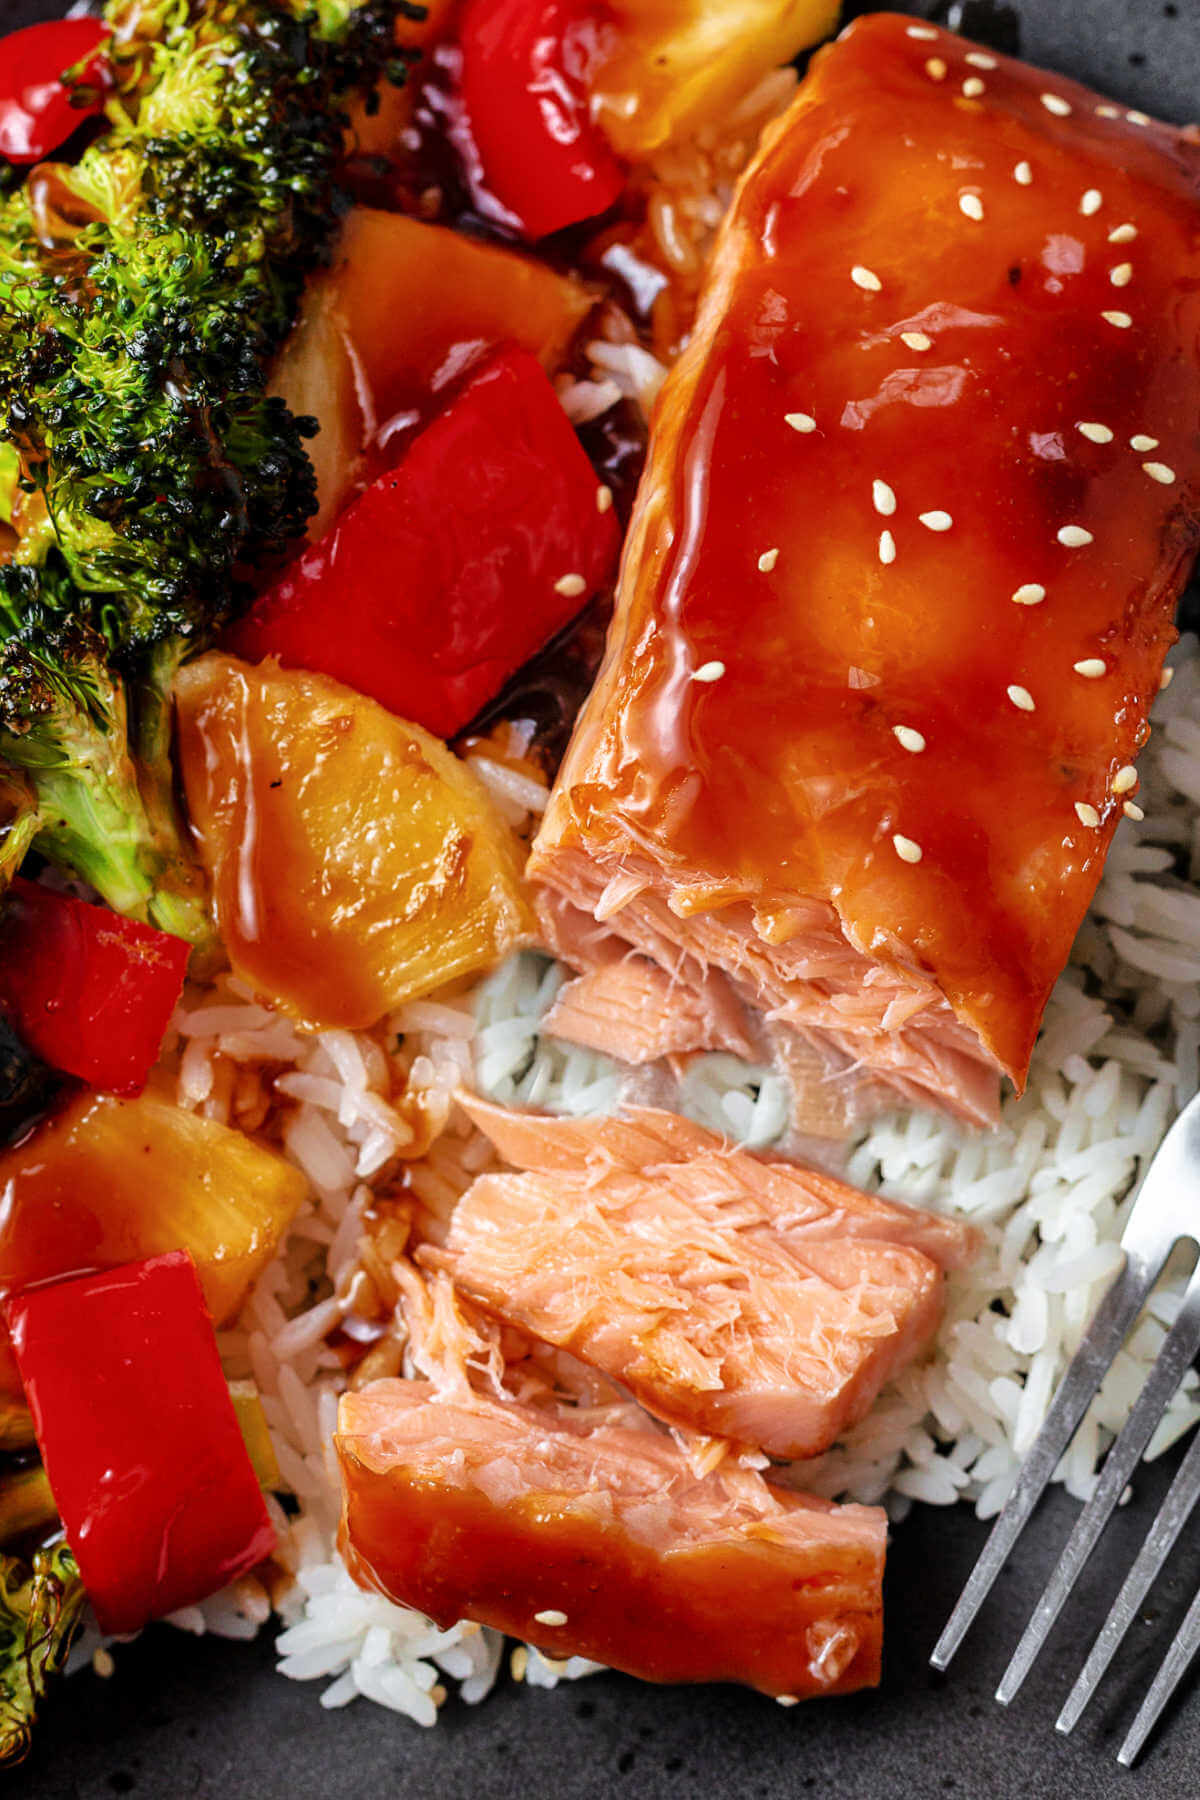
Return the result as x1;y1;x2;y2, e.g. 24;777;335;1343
175;654;535;1030
270;211;594;532
0;1088;307;1433
591;0;841;156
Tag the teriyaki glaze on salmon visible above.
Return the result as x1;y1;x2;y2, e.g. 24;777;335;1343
531;12;1200;1133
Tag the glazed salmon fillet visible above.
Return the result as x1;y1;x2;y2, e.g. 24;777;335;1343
337;1380;886;1699
529;12;1200;1128
431;1097;973;1458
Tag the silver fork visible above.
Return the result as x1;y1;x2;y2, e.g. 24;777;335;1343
931;1087;1200;1765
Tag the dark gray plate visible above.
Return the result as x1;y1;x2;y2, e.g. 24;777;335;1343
6;1;1200;1793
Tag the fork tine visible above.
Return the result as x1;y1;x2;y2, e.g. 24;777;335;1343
1117;1578;1200;1766
1058;1423;1200;1735
996;1261;1200;1706
931;1251;1162;1671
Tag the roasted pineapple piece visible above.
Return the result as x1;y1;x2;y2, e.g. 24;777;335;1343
175;654;535;1030
0;1087;307;1433
270;210;594;532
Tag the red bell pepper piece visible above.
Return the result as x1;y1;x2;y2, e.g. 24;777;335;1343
0;880;189;1097
4;1251;275;1637
0;20;112;166
226;345;620;740
458;0;624;240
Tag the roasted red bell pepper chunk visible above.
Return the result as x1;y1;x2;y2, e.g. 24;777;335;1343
0;20;112;166
0;880;189;1097
226;345;620;740
4;1251;275;1636
458;0;624;240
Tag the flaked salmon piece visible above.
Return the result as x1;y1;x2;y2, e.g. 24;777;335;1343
436;1100;967;1458
536;854;1001;1132
435;1171;941;1459
542;956;755;1063
529;14;1200;1126
458;1094;978;1271
337;1379;885;1699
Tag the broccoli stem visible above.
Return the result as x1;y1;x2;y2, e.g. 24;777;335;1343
11;724;207;943
130;637;216;947
0;624;214;949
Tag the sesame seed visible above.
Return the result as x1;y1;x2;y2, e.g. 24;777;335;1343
1077;422;1113;444
1124;801;1145;821
925;57;948;82
1161;665;1175;691
1057;525;1094;547
900;330;932;351
1110;262;1134;287
1102;310;1133;328
511;1647;529;1682
1014;161;1034;185
92;1648;115;1679
1096;102;1121;118
554;573;586;597
965;51;997;69
1073;658;1107;678
776;1695;801;1708
1112;764;1138;793
1079;188;1103;216
1075;802;1101;827
878;529;896;565
1007;684;1035;712
962;77;986;98
959;193;984;221
785;411;816;433
872;479;897;516
595;484;613;514
851;265;882;292
893;725;926;753
1131;434;1159;452
534;1609;568;1627
1041;93;1072;116
1143;461;1175;484
906;23;939;37
1127;110;1151;127
757;547;780;572
1108;223;1138;243
893;834;923;864
693;660;725;683
919;510;953;532
1012;583;1046;605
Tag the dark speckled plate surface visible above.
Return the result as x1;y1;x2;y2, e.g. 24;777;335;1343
6;0;1200;1793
